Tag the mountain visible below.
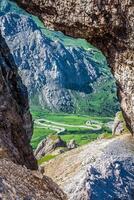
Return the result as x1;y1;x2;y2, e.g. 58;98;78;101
0;0;133;199
14;0;134;134
0;0;119;116
0;16;66;200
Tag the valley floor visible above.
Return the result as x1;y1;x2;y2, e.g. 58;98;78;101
31;111;112;148
34;118;102;135
42;134;134;200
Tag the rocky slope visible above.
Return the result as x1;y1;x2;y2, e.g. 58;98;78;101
0;0;119;116
0;31;37;170
43;134;134;200
34;135;67;159
14;0;134;133
0;159;67;199
0;29;67;200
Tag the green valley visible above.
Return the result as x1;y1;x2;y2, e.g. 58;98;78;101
31;109;113;149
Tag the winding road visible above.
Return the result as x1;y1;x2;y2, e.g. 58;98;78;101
34;118;102;135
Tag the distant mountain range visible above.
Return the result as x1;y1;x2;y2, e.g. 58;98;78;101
0;0;119;116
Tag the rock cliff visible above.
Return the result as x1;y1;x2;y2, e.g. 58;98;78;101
0;31;37;170
0;31;67;200
0;159;67;199
14;0;134;133
0;0;119;116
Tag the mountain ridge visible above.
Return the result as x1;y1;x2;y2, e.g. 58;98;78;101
0;0;119;116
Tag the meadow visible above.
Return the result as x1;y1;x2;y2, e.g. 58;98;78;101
31;109;113;149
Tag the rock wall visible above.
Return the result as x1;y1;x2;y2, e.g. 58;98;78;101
14;0;134;134
0;31;67;200
0;159;67;199
0;31;37;170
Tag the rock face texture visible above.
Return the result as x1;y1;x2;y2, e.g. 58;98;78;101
0;0;119;116
0;159;67;200
34;135;66;159
112;112;126;135
0;32;37;170
67;139;78;150
15;0;134;134
0;31;67;200
43;135;134;200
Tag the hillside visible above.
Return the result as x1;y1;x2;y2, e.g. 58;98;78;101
0;0;119;116
42;134;134;200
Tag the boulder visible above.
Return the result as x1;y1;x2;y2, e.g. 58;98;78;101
67;140;78;150
34;135;67;159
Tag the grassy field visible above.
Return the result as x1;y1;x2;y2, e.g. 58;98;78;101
31;109;113;149
31;108;113;124
31;127;55;149
31;126;103;149
60;132;100;146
